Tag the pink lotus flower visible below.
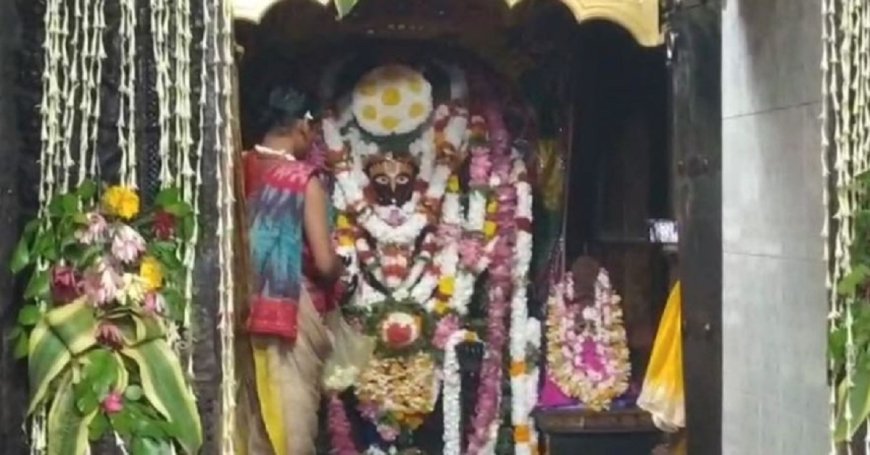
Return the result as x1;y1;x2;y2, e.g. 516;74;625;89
51;265;81;304
96;322;123;349
143;292;165;315
432;314;460;349
76;212;108;244
111;225;145;264
82;257;122;306
102;391;123;413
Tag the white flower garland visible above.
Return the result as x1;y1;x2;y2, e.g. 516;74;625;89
216;0;238;452
32;0;64;449
443;329;479;455
117;0;137;188
509;159;537;455
327;104;478;306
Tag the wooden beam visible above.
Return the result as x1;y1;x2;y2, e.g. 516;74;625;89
668;2;722;454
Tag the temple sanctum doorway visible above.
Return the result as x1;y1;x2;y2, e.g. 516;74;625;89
233;0;683;453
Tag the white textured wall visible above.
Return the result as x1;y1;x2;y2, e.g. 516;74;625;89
721;0;828;453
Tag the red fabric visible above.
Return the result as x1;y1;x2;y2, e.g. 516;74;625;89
243;151;316;198
246;296;300;342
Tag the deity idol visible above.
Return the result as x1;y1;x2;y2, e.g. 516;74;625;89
541;256;632;411
319;61;541;454
236;86;344;455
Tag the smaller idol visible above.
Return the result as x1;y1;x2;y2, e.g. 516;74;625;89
540;256;632;412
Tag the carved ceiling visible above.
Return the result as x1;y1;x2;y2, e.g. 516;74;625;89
233;0;662;47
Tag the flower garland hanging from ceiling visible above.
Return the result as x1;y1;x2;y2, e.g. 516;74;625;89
9;0;236;452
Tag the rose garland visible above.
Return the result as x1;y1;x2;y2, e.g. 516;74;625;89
466;151;516;455
546;269;631;411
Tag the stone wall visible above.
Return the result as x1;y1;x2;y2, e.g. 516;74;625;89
721;0;828;453
0;0;25;452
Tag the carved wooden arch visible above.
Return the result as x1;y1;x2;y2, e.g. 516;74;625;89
233;0;662;47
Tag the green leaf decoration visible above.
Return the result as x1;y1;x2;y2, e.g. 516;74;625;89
45;299;99;356
10;236;31;273
49;194;80;218
33;231;59;261
131;436;173;455
125;402;170;439
88;412;110;442
47;372;97;455
25;269;51;300
18;304;42;326
835;359;870;441
24;219;40;236
838;264;870;296
77;180;97;201
74;244;103;269
155;188;181;207
75;388;99;416
335;0;359;18
163;202;192;217
81;349;119;399
13;330;29;359
115;313;166;346
121;339;202;454
180;216;195;242
133;314;166;345
125;384;144;401
28;321;72;413
161;288;185;324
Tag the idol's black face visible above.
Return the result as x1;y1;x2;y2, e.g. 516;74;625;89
366;155;417;206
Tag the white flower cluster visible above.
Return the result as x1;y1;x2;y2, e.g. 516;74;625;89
442;330;478;455
508;159;538;455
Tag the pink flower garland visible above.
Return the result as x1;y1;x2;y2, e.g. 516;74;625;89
466;147;518;454
328;393;357;455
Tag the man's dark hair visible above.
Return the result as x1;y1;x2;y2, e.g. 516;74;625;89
260;86;316;134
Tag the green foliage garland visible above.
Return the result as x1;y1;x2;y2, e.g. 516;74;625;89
10;181;202;455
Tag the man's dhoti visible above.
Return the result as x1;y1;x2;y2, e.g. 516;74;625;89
237;294;332;455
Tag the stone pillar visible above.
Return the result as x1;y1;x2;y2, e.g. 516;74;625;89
721;0;828;453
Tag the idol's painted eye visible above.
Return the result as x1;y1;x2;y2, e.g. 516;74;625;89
375;175;390;185
395;175;410;185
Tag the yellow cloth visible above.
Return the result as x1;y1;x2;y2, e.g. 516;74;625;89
637;281;685;433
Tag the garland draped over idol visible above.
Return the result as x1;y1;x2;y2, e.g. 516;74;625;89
319;63;540;454
824;0;870;451
10;0;237;453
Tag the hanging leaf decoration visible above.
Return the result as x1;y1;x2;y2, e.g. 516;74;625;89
121;339;203;454
47;372;98;455
27;321;73;414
